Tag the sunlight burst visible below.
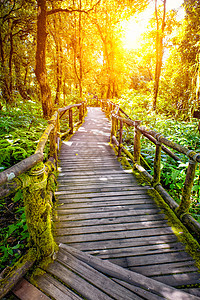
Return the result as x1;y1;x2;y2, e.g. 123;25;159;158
120;0;184;50
121;17;147;50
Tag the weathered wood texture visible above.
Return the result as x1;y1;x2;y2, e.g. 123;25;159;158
35;244;200;300
34;107;200;299
12;278;50;300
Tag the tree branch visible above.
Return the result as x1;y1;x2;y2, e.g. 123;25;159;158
47;0;101;16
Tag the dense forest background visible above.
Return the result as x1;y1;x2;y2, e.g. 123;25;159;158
1;0;200;272
0;0;199;118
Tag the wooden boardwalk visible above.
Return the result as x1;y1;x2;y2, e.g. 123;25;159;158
34;107;200;299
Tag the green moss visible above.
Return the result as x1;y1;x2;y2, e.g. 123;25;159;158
0;248;37;295
148;188;200;271
21;162;58;259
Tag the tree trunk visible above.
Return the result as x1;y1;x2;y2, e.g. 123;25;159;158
0;28;12;104
51;9;63;106
35;0;53;119
78;0;83;99
153;0;166;111
14;56;30;100
8;25;13;103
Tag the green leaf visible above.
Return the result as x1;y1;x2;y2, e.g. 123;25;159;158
193;185;200;192
13;190;23;202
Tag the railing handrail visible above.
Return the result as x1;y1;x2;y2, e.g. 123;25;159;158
100;98;200;237
0;103;85;188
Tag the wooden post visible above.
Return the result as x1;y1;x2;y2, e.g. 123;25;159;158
134;121;141;164
115;118;118;135
79;104;83;123
49;123;57;161
22;162;55;258
177;160;197;217
108;102;111;116
118;120;123;157
57;113;60;154
152;141;162;186
110;115;115;143
82;102;85;116
69;108;73;134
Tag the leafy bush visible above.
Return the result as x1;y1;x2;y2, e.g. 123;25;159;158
0;100;47;171
116;91;200;220
0;191;29;272
0;99;47;271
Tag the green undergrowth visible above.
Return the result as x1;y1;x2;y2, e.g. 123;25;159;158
113;91;200;221
0;98;47;272
0;190;29;272
0;99;48;171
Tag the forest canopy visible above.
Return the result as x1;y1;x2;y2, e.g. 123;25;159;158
0;0;199;119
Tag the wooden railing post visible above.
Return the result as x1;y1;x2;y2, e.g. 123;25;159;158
57;113;60;153
49;122;57;163
110;115;115;143
69;108;73;134
22;162;56;258
177;160;197;217
152;139;162;186
118;120;123;157
115;118;118;135
79;104;83;123
134;121;141;164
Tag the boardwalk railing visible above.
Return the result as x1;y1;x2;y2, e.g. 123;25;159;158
98;99;200;238
0;102;87;298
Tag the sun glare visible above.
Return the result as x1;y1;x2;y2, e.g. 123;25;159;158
120;0;184;51
121;16;148;50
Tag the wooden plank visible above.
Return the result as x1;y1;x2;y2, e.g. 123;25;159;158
58;163;121;168
57;177;136;185
44;261;114;300
85;242;185;259
58;170;132;176
36;273;82;300
57;178;140;185
152;273;200;287
113;278;164;300
56;214;167;228
56;208;163;221
128;260;198;276
56;190;155;205
109;251;193;268
57;249;144;300
63;235;179;253
56;220;169;236
56;227;174;243
57;183;146;190
55;189;153;198
59;244;200;300
56;185;147;193
56;191;152;201
57;174;138;181
183;288;200;297
56;198;155;208
56;203;158;215
12;278;50;300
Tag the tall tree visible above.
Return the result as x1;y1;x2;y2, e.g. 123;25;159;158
0;0;35;106
35;0;53;118
153;0;166;111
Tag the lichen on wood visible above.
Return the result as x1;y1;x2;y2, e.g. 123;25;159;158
21;161;57;259
176;160;197;217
